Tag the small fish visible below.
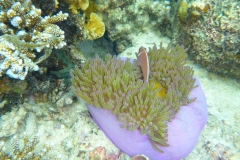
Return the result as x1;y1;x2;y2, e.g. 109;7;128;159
135;46;150;83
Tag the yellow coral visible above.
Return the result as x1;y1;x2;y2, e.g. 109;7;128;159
64;0;89;14
55;0;59;9
84;12;105;40
84;0;99;20
178;0;188;22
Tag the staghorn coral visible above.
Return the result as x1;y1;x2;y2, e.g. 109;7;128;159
31;0;59;15
84;12;105;40
0;133;56;160
0;0;68;80
71;43;196;152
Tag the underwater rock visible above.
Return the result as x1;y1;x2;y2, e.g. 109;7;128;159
175;0;240;79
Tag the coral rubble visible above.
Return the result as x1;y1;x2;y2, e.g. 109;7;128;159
0;0;68;80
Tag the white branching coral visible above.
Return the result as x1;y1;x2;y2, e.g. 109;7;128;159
0;0;69;80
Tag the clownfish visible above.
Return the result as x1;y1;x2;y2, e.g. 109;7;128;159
135;46;150;83
136;46;166;99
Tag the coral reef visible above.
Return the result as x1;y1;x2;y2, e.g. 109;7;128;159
177;0;209;23
0;76;132;160
103;0;171;52
0;0;68;80
59;0;105;42
188;1;209;21
83;0;98;20
60;0;171;48
0;76;28;95
60;0;170;52
68;45;86;64
64;0;89;14
178;0;188;22
1;0;239;159
84;12;105;40
31;0;59;15
0;134;56;159
175;0;240;79
0;106;26;138
67;14;85;42
70;43;207;159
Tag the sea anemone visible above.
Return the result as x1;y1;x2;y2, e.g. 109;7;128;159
70;43;208;159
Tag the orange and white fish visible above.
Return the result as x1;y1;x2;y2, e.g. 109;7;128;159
135;46;150;83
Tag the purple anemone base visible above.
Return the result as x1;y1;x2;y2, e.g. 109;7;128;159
86;78;208;160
